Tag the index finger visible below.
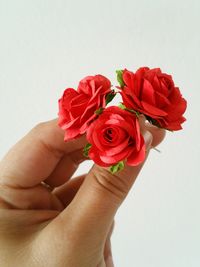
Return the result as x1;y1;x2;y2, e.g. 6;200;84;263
0;119;87;188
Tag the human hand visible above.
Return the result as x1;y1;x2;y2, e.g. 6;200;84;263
0;119;165;267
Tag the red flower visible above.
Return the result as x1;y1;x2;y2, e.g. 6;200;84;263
58;75;111;141
86;106;145;167
119;67;187;130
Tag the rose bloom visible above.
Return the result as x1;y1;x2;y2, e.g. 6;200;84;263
87;106;145;167
58;75;111;141
119;67;187;130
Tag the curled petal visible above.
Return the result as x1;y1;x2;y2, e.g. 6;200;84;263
127;138;145;166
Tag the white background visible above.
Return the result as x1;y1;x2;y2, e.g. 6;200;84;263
0;1;199;266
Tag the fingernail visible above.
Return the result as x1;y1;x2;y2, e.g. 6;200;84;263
143;130;153;150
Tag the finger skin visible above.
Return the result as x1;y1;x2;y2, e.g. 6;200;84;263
49;131;153;252
104;221;114;266
45;149;88;188
53;127;165;252
53;174;86;206
0;118;165;214
0;119;87;188
0;118;166;267
0;119;87;210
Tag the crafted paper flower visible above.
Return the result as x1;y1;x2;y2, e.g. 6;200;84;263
86;106;145;170
58;75;112;141
117;67;187;130
58;67;187;173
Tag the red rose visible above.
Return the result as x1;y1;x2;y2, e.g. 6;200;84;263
58;75;111;141
119;67;187;130
86;106;145;167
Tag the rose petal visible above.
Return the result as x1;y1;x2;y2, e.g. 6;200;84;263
99;147;132;164
80;101;97;122
160;80;169;96
135;67;149;94
123;70;135;89
64;128;82;141
59;116;80;130
154;91;171;108
121;86;141;107
141;101;168;117
89;146;110;167
127;139;145;166
103;138;130;156
61;88;79;110
80;113;97;133
141;79;156;105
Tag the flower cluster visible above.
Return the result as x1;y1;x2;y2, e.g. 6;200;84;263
58;67;187;173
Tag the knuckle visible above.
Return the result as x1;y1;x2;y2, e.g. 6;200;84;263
91;166;129;203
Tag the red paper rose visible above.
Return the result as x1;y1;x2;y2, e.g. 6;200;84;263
86;106;145;168
58;75;112;141
118;67;187;130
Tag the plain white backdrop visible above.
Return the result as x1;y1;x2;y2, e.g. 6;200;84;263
0;1;199;266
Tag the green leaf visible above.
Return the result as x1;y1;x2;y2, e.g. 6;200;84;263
95;107;104;115
109;161;125;174
106;90;116;105
116;70;125;87
118;103;126;110
83;143;92;157
129;109;140;118
118;104;140;118
135;111;140;118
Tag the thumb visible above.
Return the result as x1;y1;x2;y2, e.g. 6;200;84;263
58;130;153;246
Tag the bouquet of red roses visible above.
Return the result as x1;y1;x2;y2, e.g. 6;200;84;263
58;67;187;173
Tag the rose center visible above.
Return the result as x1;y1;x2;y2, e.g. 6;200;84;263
101;126;128;147
103;128;116;142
